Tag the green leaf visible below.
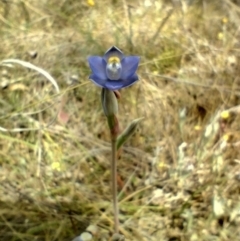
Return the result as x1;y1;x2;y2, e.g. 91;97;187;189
116;117;144;150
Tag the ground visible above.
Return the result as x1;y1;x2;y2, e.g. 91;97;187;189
0;0;240;240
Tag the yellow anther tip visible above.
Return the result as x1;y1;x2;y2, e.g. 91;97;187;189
108;57;120;64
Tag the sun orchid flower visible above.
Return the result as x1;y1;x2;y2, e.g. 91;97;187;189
88;46;140;90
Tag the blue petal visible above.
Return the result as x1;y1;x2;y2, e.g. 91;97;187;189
89;73;106;88
104;74;139;90
120;56;140;80
104;81;125;90
103;46;124;62
88;56;107;80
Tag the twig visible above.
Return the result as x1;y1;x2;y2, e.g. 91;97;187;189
151;8;174;44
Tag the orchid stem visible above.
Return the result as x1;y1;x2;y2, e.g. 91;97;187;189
102;88;120;234
111;136;119;233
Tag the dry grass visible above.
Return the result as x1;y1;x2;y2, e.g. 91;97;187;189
0;0;240;240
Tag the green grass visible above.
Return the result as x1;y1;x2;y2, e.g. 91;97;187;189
0;0;240;240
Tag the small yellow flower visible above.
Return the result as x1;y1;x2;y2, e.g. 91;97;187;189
218;32;223;40
51;161;61;171
222;134;229;141
87;0;95;6
221;110;229;119
194;125;201;131
158;161;168;171
222;17;228;24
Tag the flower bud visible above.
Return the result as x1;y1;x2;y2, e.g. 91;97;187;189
101;88;118;117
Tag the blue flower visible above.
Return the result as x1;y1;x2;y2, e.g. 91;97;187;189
88;46;140;90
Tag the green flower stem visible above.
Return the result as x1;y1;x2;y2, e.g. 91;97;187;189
108;115;120;233
106;114;120;233
111;136;119;234
101;88;120;233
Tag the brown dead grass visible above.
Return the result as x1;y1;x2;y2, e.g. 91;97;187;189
0;0;240;240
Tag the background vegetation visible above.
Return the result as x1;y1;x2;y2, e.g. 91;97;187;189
0;0;240;240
